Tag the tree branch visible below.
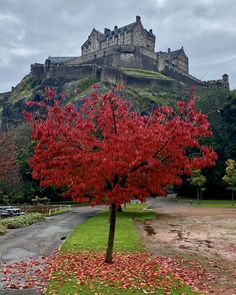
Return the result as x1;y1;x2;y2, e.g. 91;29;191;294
108;96;117;135
129;128;176;174
105;177;113;191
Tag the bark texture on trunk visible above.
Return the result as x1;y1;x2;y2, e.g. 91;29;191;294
105;203;116;263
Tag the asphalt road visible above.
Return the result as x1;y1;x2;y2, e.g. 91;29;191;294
0;200;186;294
0;206;104;294
0;206;104;263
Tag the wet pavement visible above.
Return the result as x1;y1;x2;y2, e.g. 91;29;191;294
0;206;104;294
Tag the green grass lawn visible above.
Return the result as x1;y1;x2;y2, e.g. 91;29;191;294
60;203;154;253
47;203;199;295
120;68;172;80
178;198;235;208
48;275;198;295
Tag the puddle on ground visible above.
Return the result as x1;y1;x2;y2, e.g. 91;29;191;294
144;223;156;235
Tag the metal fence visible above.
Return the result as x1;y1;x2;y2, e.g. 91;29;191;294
48;205;72;216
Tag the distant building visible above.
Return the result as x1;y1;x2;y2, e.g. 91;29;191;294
30;16;229;90
81;16;155;55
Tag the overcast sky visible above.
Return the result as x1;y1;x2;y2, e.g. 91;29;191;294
0;0;235;92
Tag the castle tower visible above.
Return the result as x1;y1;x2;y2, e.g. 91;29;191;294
222;73;229;90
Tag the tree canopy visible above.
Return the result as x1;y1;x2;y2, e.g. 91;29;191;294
27;89;217;207
25;87;217;262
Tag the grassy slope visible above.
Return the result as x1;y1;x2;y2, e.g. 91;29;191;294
120;67;172;80
47;204;199;295
4;69;232;110
1;70;180;124
4;72;231;122
8;74;39;103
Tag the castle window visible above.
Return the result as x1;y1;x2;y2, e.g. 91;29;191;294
106;37;109;44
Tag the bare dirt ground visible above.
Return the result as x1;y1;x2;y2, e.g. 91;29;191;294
136;199;236;295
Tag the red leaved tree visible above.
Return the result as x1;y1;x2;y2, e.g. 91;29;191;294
26;87;217;263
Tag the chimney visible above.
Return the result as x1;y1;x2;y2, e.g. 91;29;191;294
104;28;110;34
149;29;153;34
114;26;118;30
136;15;141;22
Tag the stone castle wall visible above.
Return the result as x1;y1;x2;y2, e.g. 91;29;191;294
100;65;180;90
31;41;229;90
170;56;188;74
31;63;179;90
0;91;11;99
44;64;99;80
163;67;204;86
65;45;158;71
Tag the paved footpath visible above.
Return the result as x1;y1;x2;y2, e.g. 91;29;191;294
0;206;104;294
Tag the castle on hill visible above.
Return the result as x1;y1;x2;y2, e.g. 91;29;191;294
31;16;229;90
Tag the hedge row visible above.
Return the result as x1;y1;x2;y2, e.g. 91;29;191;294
0;213;45;234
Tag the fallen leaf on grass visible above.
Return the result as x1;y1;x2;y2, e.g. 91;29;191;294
0;251;215;294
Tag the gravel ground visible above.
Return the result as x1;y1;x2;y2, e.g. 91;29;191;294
137;197;236;294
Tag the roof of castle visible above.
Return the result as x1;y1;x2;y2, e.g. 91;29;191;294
103;22;137;38
158;47;187;59
82;16;155;47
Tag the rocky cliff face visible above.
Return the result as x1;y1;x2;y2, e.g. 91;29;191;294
0;72;180;130
0;69;232;133
0;72;235;201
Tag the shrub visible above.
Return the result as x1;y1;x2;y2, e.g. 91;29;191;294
1;213;45;229
0;223;7;235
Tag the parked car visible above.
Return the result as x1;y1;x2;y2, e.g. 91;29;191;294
0;206;24;218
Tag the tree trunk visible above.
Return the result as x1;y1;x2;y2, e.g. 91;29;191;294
197;187;200;205
105;203;117;263
117;205;123;212
232;190;234;207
